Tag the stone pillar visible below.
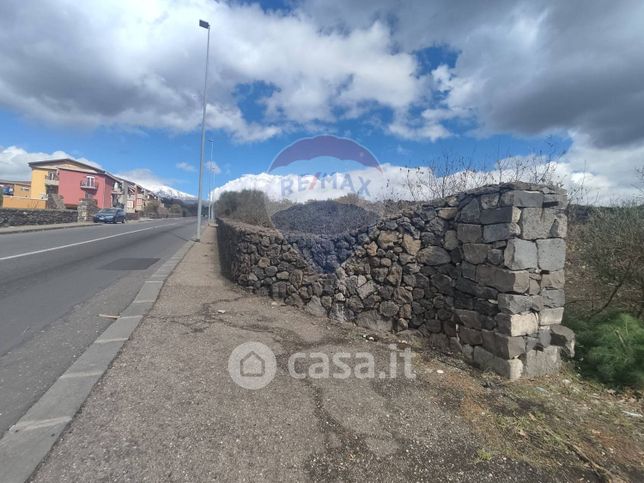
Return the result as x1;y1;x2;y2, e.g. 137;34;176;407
452;183;572;379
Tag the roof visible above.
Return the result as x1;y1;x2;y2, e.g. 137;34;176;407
28;158;123;183
28;158;101;171
0;179;30;185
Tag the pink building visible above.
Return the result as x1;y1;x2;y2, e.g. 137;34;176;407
29;159;121;210
57;168;118;209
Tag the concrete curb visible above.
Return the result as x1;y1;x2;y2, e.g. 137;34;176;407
0;238;195;483
0;223;96;235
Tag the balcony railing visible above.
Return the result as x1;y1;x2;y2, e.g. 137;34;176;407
44;173;59;186
80;179;98;189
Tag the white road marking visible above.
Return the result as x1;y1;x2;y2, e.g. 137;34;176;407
0;222;180;261
144;280;163;284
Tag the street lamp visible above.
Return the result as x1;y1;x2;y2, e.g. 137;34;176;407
195;19;210;241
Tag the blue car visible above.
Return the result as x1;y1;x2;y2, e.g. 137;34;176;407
93;208;126;224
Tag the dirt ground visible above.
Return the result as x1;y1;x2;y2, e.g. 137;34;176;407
32;227;643;482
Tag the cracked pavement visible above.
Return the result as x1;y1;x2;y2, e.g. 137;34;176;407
32;227;567;482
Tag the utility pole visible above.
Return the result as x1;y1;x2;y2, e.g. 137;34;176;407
196;19;210;241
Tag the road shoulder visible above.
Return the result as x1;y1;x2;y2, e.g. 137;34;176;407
0;236;193;483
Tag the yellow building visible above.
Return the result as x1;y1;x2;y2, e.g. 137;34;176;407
0;179;45;209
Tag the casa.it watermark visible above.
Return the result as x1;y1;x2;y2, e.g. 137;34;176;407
227;341;415;390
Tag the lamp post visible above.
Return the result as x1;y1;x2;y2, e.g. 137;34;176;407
195;19;210;241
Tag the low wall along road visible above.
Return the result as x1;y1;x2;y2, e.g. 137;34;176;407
216;182;575;380
0;207;78;226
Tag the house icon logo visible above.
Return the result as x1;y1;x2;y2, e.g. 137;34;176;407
228;342;276;390
240;351;265;377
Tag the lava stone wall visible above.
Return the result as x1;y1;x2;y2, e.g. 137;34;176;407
216;182;574;380
0;208;78;226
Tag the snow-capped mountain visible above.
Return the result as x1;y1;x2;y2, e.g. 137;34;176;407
154;185;197;201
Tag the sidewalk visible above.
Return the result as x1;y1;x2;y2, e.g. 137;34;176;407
0;221;95;235
29;227;637;481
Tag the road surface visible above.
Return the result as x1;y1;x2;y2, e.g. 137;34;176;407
0;218;196;434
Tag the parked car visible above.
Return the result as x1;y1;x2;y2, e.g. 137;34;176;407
93;208;126;224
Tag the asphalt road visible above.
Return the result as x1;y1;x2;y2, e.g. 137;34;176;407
0;218;196;434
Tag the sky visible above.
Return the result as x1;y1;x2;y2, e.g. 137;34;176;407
1;0;643;203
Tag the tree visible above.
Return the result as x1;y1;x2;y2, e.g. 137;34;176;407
169;203;183;216
580;202;644;317
143;200;160;217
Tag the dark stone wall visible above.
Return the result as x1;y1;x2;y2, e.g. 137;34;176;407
216;182;573;379
0;208;78;226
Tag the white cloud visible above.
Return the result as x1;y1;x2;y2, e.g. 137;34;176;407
213;140;643;206
206;161;221;174
299;0;644;149
176;162;196;173
0;0;425;142
0;145;100;180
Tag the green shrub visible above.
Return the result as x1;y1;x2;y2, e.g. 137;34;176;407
565;312;644;389
214;190;271;227
0;190;3;207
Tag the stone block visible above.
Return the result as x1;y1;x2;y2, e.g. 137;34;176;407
461;261;477;280
444;230;458;250
357;280;377;299
305;296;327;317
378;230;399;249
537;238;566;271
429;333;450;351
480;206;521;225
365;241;378;256
550;324;575;357
477;265;529;293
401;234;421;255
457;224;482;243
503;238;538;270
498;293;543;313
542;288;565;308
455;309;480;329
521;346;561;377
473;345;495;368
458;199;480;222
500;190;544;207
543;193;568;208
496;312;538;336
356;310;394;332
539;307;564;325
550;214;567;238
487;248;503;265
480;193;499;209
541;270;565;289
437;207;458;220
379;300;400;317
459;326;483;345
417;246;451;265
473;346;524;380
483;223;520;242
494;333;526;358
462;243;490;264
520;207;556;240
